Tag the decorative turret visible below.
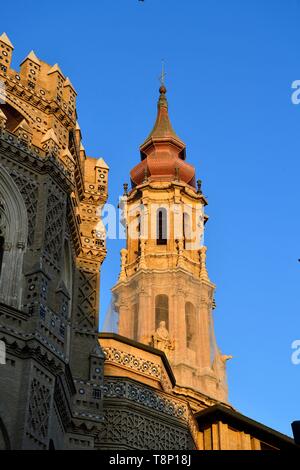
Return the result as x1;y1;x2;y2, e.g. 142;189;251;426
47;63;65;101
41;128;60;155
13;118;33;145
20;50;41;89
63;76;77;111
0;32;14;71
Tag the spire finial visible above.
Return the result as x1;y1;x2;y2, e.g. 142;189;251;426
159;60;166;86
159;60;167;95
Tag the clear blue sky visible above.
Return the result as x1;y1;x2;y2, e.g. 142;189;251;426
3;0;300;437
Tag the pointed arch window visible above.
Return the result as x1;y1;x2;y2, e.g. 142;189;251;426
0;165;28;309
156;208;167;245
155;294;169;329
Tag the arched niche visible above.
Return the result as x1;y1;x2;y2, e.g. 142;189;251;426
155;294;169;330
0;164;28;309
185;302;197;351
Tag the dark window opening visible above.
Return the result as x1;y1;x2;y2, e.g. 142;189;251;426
92;389;101;400
48;439;55;451
157;208;167;245
155;295;169;330
0;103;25;132
137;214;141;255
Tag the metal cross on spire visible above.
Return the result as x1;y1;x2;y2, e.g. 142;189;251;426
159;60;166;86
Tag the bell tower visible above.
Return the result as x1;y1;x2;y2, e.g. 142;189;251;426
112;85;230;402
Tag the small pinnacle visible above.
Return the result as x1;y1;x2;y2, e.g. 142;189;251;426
0;32;14;49
14;119;32;133
47;63;65;78
96;157;109;169
62;147;75;162
41;128;59;145
21;50;40;66
64;77;77;94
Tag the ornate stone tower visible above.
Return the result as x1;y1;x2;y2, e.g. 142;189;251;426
112;84;230;403
0;33;108;449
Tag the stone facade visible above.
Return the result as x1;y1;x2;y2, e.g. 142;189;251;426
0;33;108;449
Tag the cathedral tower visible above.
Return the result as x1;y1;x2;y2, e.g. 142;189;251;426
112;84;230;402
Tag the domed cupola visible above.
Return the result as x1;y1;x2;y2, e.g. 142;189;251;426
130;85;196;188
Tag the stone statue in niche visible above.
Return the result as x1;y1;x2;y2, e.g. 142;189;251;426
152;321;174;358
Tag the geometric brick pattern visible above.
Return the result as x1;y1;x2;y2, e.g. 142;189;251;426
44;192;65;263
77;270;98;326
27;378;51;441
98;408;190;450
9;169;38;246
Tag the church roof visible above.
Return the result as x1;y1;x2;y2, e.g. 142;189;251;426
195;404;298;450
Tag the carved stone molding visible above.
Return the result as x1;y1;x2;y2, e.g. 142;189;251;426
98;407;191;450
103;379;187;421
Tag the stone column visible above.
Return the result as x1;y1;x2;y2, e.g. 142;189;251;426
198;284;213;370
117;300;131;338
137;281;152;345
172;284;187;366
